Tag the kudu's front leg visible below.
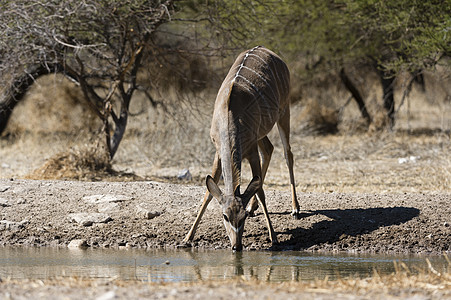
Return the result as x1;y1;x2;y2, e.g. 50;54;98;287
183;154;221;243
248;150;278;244
247;136;274;216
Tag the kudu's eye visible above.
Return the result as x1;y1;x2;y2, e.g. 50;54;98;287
223;214;229;222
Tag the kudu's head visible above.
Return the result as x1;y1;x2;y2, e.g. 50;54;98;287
206;175;261;251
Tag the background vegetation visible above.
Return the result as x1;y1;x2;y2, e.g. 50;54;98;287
0;0;450;182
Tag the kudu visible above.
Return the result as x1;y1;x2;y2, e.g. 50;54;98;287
184;46;300;251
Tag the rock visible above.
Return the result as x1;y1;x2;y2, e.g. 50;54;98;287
0;198;10;207
96;291;116;300
177;169;192;181
82;194;132;204
136;203;161;219
398;157;409;164
67;239;88;248
0;220;26;231
398;156;420;164
97;202;120;213
82;194;131;204
83;194;131;213
68;213;112;226
0;185;10;192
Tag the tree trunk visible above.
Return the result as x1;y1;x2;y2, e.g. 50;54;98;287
106;39;147;160
377;68;396;129
0;64;71;135
108;106;129;160
413;71;425;92
0;99;16;135
339;68;372;125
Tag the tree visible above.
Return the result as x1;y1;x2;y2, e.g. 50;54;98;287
0;0;174;159
275;0;450;128
344;0;450;128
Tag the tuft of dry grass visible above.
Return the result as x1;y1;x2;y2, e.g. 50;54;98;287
24;145;142;182
25;145;112;181
318;257;451;297
296;99;339;134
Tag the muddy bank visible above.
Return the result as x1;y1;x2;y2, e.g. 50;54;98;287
0;179;449;254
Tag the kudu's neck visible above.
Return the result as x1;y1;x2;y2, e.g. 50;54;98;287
218;109;241;196
215;46;264;196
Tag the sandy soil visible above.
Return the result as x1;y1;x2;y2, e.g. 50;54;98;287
0;178;449;254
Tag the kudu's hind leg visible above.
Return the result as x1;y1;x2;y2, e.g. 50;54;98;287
277;110;301;219
248;150;278;244
183;153;222;243
247;136;274;216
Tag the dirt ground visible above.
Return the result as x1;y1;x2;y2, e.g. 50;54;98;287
0;177;449;253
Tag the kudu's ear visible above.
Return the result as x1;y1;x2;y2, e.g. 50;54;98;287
206;175;223;200
242;176;261;203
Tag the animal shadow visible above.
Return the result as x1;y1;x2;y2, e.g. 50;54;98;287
272;206;420;250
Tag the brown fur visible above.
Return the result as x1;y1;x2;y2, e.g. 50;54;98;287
184;46;300;250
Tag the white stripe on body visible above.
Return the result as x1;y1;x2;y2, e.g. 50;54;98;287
241;65;278;101
233;46;262;82
247;51;282;101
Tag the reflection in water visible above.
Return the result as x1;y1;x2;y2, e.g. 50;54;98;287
0;247;447;282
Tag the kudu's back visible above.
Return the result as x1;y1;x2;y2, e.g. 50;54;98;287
212;46;290;144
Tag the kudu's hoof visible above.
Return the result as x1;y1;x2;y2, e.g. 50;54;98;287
291;210;301;220
178;240;192;248
246;207;258;217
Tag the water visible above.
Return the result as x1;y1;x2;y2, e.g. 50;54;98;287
0;247;447;282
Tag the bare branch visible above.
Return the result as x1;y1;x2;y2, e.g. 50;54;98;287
52;34;107;50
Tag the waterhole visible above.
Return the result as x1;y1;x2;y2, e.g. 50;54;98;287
0;247;447;282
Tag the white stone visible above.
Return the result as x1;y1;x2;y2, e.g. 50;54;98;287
0;198;10;207
96;291;116;300
67;239;88;248
0;220;25;231
82;194;131;204
136;203;161;219
0;185;10;192
177;169;192;181
68;213;112;226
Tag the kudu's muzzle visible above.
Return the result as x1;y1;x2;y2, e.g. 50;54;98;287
224;219;245;251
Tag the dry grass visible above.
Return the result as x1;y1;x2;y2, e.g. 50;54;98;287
24;144;142;181
296;99;339;134
25;145;111;181
1;258;449;299
0;69;450;193
314;258;450;297
282;131;451;193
